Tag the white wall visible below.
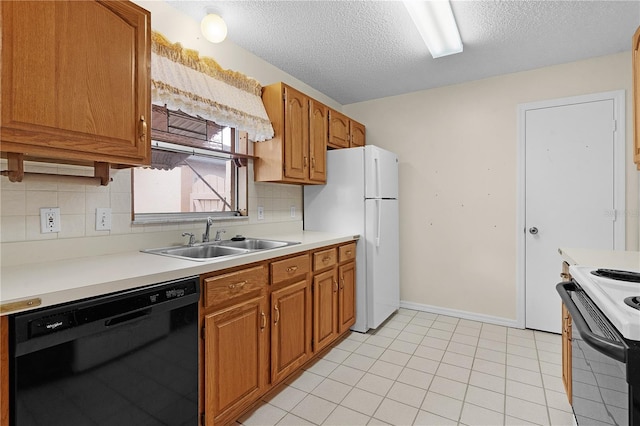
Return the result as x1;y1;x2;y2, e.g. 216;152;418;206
344;52;636;323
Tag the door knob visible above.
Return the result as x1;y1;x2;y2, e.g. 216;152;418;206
529;227;539;235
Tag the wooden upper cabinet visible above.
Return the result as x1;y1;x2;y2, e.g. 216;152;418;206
350;120;366;147
328;110;350;148
309;99;328;182
633;26;640;169
328;109;366;149
0;0;151;166
256;82;326;184
283;86;309;181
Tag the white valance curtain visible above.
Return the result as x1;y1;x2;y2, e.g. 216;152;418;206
151;32;274;142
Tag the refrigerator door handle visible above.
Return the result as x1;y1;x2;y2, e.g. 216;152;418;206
375;155;381;198
375;199;381;247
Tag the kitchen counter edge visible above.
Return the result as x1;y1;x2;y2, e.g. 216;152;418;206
558;247;640;271
1;231;358;316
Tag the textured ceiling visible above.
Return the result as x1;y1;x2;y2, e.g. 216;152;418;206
166;0;640;105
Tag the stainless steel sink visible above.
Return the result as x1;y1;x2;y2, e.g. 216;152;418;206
142;237;300;261
218;238;298;250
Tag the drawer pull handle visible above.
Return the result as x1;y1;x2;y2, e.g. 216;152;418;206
228;281;247;292
260;312;266;330
323;256;331;263
274;305;280;324
286;266;298;273
346;250;352;255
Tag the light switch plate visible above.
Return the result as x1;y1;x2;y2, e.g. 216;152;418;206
96;208;112;231
40;208;61;233
257;206;264;220
290;206;296;218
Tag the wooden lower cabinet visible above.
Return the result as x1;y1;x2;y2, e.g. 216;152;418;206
271;279;312;383
203;297;269;426
312;243;357;353
560;262;572;404
202;264;269;426
562;302;572;404
313;268;338;353
338;260;356;333
201;243;356;425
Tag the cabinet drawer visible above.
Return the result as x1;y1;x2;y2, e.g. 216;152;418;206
272;254;310;284
339;243;356;262
204;265;267;307
313;248;337;271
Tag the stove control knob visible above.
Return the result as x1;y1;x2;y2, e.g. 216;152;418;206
529;227;539;235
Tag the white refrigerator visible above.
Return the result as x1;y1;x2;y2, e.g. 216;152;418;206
304;145;399;333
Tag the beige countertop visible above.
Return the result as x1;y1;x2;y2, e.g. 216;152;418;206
559;247;640;271
0;231;357;316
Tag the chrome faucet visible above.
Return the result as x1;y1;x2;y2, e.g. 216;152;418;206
202;217;215;242
214;229;226;242
182;232;197;246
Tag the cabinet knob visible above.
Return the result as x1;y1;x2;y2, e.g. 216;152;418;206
286;266;298;273
529;227;539;235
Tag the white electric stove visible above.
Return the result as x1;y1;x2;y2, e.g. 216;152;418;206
569;265;640;341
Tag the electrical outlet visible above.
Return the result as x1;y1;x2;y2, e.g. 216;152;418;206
96;208;112;231
257;206;264;220
40;208;61;233
290;206;296;218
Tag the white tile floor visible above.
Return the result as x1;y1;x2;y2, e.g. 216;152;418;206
236;308;575;426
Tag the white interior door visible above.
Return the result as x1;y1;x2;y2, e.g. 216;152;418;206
523;94;623;333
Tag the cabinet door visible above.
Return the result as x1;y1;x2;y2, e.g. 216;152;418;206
313;269;338;353
283;86;309;181
309;99;328;182
561;303;572;404
328;109;350;148
1;1;150;165
338;261;356;334
204;296;268;425
271;279;311;383
350;120;366;147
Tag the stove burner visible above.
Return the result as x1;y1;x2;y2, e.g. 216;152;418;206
624;296;640;310
591;269;640;283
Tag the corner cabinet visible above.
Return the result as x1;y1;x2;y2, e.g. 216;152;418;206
0;0;151;167
256;83;327;184
633;26;640;169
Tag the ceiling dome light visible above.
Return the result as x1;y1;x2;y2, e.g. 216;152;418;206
201;13;227;43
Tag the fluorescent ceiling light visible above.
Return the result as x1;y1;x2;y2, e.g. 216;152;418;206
403;0;463;58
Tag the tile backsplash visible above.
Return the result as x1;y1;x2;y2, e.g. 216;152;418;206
0;160;303;243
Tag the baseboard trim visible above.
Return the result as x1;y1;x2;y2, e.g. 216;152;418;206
400;300;521;329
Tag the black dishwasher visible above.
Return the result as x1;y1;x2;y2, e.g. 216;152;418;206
9;276;200;426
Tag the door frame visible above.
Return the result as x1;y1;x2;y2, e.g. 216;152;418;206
516;90;626;329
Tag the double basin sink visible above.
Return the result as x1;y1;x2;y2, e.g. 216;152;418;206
142;237;300;261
